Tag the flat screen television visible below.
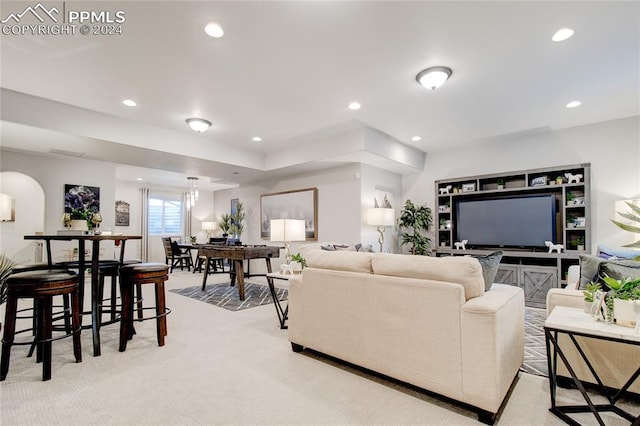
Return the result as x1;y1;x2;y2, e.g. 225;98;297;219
455;195;556;249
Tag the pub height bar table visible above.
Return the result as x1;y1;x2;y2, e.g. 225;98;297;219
24;234;142;356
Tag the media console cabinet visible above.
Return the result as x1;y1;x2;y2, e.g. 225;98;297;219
433;163;591;308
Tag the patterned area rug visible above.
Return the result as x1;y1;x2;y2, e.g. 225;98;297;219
170;282;288;312
522;307;547;377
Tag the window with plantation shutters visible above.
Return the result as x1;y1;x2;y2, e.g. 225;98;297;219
148;197;182;235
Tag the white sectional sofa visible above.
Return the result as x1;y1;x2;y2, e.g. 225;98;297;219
288;249;524;424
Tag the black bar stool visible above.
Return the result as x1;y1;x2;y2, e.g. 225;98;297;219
1;270;82;381
118;263;170;352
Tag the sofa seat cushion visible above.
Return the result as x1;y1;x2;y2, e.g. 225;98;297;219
305;250;373;273
371;254;485;300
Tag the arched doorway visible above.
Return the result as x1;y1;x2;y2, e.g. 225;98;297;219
0;172;46;262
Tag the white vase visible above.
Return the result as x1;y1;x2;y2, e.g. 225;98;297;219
70;219;88;231
584;301;592;313
613;299;638;328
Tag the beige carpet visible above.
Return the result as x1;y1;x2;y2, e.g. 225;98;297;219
1;271;637;425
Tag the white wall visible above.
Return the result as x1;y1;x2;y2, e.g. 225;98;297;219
403;116;640;252
360;164;403;253
215;164;363;273
0;150;118;263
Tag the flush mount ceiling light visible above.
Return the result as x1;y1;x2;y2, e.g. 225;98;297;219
122;99;136;107
411;136;422;142
348;102;361;110
186;118;212;133
552;28;574;42
205;22;224;38
252;136;262;142
566;100;582;108
416;66;452;90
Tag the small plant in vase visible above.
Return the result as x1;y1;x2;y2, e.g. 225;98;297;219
555;176;564;185
290;253;306;274
496;178;505;190
603;275;640;327
576;236;585;251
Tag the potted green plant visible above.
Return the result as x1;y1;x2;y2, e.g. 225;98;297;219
496;178;505;190
555;176;563;185
229;202;246;240
582;282;601;313
398;199;433;255
576;235;585;251
566;192;575;204
603;275;640;327
290;253;306;274
567;213;576;228
216;213;232;237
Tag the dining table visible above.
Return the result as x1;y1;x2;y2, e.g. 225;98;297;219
24;233;142;356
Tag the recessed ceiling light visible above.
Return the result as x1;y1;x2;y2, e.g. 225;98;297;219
566;100;581;108
136;178;143;181
411;136;422;142
185;118;212;133
205;22;224;38
416;66;453;90
252;136;262;142
348;102;361;110
122;99;136;107
552;28;574;42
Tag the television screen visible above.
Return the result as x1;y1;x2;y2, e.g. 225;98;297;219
455;195;556;248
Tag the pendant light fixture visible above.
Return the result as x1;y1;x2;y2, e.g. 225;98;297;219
187;177;199;209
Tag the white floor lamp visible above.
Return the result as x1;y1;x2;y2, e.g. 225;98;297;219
367;208;395;253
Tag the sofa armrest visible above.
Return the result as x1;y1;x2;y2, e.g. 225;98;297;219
460;284;524;413
546;288;584;316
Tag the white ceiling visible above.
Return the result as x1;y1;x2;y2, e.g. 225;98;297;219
1;1;638;189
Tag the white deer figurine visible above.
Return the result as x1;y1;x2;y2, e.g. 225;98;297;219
545;241;564;253
454;240;468;250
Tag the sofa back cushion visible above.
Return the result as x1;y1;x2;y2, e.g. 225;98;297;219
371;254;485;300
305;250;373;274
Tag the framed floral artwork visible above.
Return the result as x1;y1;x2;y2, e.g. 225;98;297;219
64;184;100;220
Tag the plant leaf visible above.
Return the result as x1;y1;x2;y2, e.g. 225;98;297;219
611;220;640;233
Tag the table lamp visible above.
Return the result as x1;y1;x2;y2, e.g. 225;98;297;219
367;208;395;252
270;218;306;263
201;221;217;239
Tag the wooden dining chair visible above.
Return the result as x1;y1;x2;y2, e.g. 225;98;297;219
161;237;193;272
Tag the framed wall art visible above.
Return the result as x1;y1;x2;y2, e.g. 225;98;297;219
64;184;100;217
115;200;130;226
260;187;317;240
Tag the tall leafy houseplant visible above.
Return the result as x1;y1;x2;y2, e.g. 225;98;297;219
612;201;640;257
397;199;433;255
229;202;246;240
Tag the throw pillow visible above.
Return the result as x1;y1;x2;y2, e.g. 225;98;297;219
470;251;503;291
334;243;362;251
320;245;336;251
578;254;603;290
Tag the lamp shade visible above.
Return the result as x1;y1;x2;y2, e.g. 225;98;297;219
270;219;306;242
201;221;217;232
367;208;395;226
